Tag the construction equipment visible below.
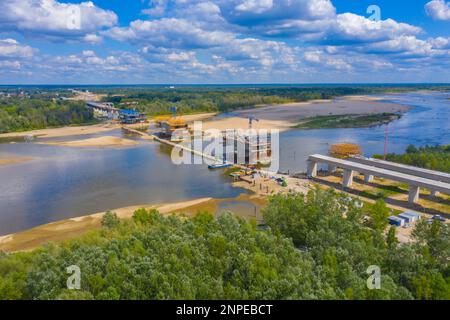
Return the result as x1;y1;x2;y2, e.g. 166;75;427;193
153;115;170;127
329;143;362;159
168;117;187;128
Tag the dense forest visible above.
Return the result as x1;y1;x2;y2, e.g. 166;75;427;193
375;144;450;173
0;98;95;133
0;189;448;300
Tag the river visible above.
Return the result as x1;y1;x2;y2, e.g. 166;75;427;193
0;91;449;235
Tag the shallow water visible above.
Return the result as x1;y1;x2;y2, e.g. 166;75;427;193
0;91;449;235
0;133;247;235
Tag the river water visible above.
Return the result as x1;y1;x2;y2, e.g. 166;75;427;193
279;91;450;173
0;91;449;235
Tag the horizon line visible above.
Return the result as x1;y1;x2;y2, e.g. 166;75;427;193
1;82;450;87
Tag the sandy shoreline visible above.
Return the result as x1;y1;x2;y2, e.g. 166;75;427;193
0;123;121;139
0;113;217;140
0;197;214;252
0;172;307;253
38;136;140;148
177;112;218;122
202;96;409;131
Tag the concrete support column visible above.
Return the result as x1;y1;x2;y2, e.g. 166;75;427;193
343;169;354;188
307;160;318;178
408;185;420;203
430;190;439;197
328;164;337;173
364;174;374;183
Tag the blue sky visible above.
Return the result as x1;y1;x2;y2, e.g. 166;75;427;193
1;0;450;84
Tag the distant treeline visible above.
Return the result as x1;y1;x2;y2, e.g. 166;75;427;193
1;85;449;133
375;144;450;173
0;99;95;133
0;189;448;300
99;85;449;116
102;90;293;114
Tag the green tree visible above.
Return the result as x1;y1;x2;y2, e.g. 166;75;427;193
132;208;159;225
101;211;120;229
386;226;399;249
366;200;390;232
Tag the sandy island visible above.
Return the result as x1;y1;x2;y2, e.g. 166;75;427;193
0;123;120;139
38;136;140;148
201;96;409;131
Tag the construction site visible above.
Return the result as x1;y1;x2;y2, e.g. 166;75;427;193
85;101;449;225
306;143;449;220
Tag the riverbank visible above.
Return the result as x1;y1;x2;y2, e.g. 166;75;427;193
0;193;277;252
0;161;314;252
0;197;213;252
232;174;311;197
201;96;409;131
0;123;121;139
0;113;217;140
38;136;140;148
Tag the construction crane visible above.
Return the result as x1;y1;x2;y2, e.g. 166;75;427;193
248;116;259;129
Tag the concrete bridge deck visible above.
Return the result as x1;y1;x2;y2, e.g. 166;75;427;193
86;101;118;111
348;156;450;184
307;154;450;203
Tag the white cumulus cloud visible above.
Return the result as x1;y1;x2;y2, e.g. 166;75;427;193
426;0;450;20
0;0;117;42
0;38;34;58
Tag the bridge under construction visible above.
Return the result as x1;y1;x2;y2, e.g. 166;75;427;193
307;154;450;204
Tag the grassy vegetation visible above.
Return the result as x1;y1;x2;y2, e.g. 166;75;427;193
0;189;448;300
374;144;450;173
294;113;400;129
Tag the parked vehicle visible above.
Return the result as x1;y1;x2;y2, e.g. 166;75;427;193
432;215;446;222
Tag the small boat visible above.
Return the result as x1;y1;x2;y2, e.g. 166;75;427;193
208;163;232;169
